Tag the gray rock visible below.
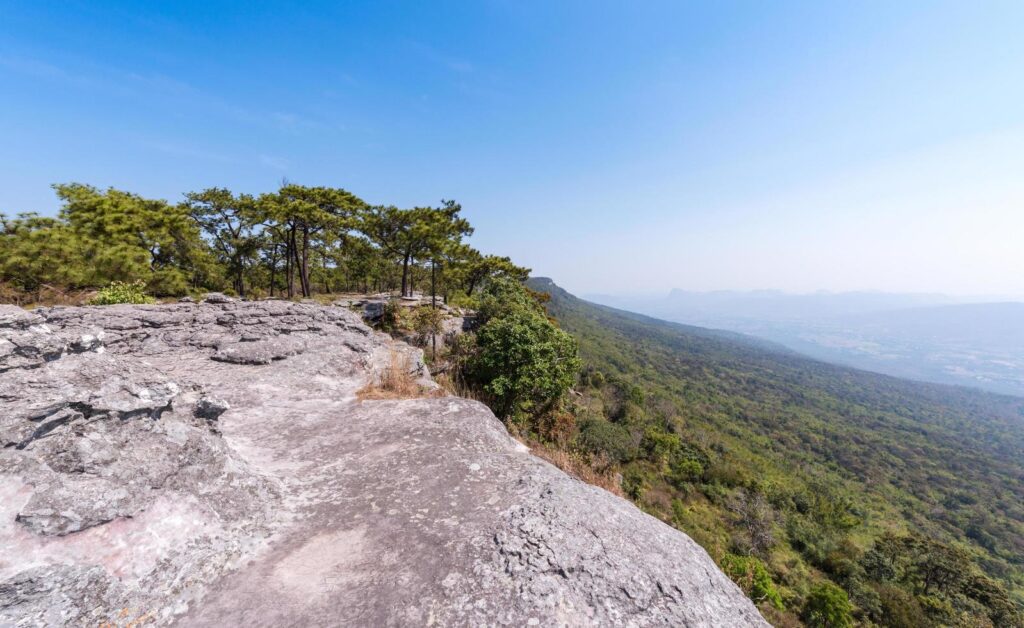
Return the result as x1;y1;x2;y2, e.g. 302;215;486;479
15;475;140;535
202;292;235;304
361;299;387;321
212;336;309;364
0;301;766;627
194;396;230;421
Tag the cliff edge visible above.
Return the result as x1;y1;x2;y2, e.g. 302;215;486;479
0;300;767;626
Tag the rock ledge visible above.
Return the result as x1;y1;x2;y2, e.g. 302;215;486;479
0;301;766;626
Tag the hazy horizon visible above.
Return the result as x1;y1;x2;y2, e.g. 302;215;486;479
3;1;1023;298
581;286;1024;303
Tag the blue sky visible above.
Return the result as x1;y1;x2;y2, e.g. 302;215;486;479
2;1;1023;297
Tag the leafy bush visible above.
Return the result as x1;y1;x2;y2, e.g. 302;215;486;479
412;305;446;347
667;442;711;487
583;369;605;388
89;280;156;305
621;466;649;501
872;584;928;628
472;309;579;420
465;279;581;421
641;427;681;465
379;300;407;332
802;582;853;628
474;277;550;326
577;419;637;463
670;458;704;484
720;553;784;610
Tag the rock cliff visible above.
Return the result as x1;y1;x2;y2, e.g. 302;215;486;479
0;300;767;626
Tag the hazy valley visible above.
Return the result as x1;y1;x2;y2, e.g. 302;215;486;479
589;291;1024;397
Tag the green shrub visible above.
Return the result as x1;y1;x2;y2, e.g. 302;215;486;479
412;305;446;346
474;277;547;325
667;442;711;487
379;300;406;332
802;582;853;628
466;279;581;421
641;427;681;465
89;280;156;305
628;384;645;405
621;466;649;501
670;458;705;485
586;369;606;388
872;584;927;628
471;308;579;420
577;419;637;463
721;553;784;610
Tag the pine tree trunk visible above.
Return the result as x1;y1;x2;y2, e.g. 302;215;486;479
431;261;437;358
235;255;246;298
299;226;311;297
285;227;296;298
291;231;305;298
401;254;411;297
269;245;280;297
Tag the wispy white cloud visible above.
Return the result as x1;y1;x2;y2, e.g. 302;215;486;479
447;59;474;74
140;139;238;164
266;111;328;132
408;41;474;74
403;41;507;102
1;51;336;135
123;71;200;97
0;54;95;86
258;154;289;171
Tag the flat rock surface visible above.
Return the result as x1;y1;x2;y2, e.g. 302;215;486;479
0;301;766;627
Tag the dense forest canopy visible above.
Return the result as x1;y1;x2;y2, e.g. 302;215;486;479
527;277;1024;627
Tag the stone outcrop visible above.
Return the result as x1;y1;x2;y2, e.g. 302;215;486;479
0;301;767;626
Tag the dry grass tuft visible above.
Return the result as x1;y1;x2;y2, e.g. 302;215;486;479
433;371;481;402
526;440;625;497
358;349;443;400
1;282;94;307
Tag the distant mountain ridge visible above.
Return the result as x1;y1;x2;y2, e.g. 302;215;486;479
585;288;1024;396
587;288;968;322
